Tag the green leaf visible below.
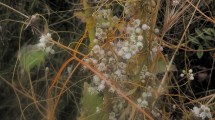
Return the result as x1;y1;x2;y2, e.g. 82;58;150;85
153;60;167;74
195;28;203;36
19;45;46;72
209;28;215;35
204;35;213;41
197;45;204;59
203;28;212;35
78;83;108;120
188;36;199;44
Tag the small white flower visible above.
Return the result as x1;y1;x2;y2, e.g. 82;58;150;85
98;83;105;91
130;34;136;41
145;72;150;76
124;52;132;59
109;111;116;120
140;100;148;108
39;33;52;44
172;0;180;6
90;58;98;64
180;73;184;77
132;19;141;28
112;16;120;23
151;110;160;117
45;46;52;53
189;76;194;80
173;105;176;109
97;62;107;71
110;42;114;46
130;45;138;54
115;70;122;77
116;41;123;47
137;35;143;41
96;28;103;37
146;92;152;97
101;80;105;85
125;2;130;7
46;33;51;38
109;87;115;93
154;28;160;34
39;35;48;43
201;105;206;110
123;41;129;47
96;107;101;113
93;75;100;85
152;47;158;53
141;80;145;83
107;51;112;56
50;49;55;54
101;58;107;63
142;24;150;30
67;66;72;74
199;112;207;120
159;46;163;51
130;39;136;45
101;22;110;28
182;70;186;73
99;49;105;57
126;26;135;34
122;46;129;52
189;69;193;73
142;92;148;98
136;42;143;50
36;42;46;49
117;49;124;56
137;98;142;103
93;38;99;43
135;27;141;34
88;87;97;94
99;32;107;40
109;57;115;64
92;45;101;54
192;105;212;119
118;62;127;69
124;9;131;15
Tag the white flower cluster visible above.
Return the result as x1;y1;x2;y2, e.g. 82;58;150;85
172;0;180;6
150;41;163;60
95;28;107;42
137;92;152;108
82;5;165;120
180;69;194;80
84;9;124;92
114;19;145;60
109;111;117;120
109;99;126;120
151;109;161;117
154;28;160;34
36;33;55;54
87;75;107;94
85;9;155;93
96;106;101;113
192;105;212;120
87;86;98;95
124;2;133;17
97;9;111;19
93;75;106;91
67;64;73;75
139;65;151;83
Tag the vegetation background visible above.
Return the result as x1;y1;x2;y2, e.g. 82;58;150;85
0;0;215;120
